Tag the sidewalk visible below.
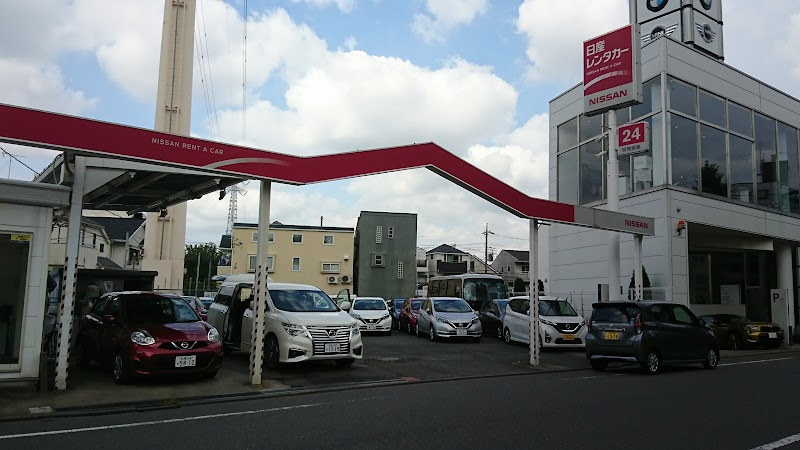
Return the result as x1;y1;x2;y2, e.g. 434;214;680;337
2;344;797;422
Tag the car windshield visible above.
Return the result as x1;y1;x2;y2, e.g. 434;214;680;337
592;305;639;323
410;300;423;310
496;300;509;311
394;301;404;310
434;299;472;313
269;289;338;312
353;299;386;310
730;315;752;325
539;300;577;316
125;294;200;323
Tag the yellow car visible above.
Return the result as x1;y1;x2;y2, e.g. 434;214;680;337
699;314;784;350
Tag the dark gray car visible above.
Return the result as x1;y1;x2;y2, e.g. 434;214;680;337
585;301;719;374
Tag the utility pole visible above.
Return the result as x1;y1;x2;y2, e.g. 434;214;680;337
483;224;494;274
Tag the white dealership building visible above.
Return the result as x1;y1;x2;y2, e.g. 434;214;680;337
548;0;799;341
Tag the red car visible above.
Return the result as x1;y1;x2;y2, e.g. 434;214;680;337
399;298;425;334
77;291;223;384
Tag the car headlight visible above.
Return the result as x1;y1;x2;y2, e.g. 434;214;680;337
130;330;155;346
540;318;556;327
580;320;586;326
282;322;308;337
470;316;480;325
436;316;452;326
207;327;220;343
350;323;360;335
352;313;362;320
746;325;760;333
381;314;391;321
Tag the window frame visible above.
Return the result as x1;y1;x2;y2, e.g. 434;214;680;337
323;234;334;245
252;231;258;242
292;257;301;272
321;262;341;273
291;233;303;244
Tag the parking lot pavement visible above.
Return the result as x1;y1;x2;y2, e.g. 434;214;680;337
222;331;592;387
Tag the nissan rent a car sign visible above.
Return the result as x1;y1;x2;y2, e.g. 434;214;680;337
617;121;650;156
583;24;642;116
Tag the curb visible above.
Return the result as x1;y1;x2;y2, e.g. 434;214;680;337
0;365;586;423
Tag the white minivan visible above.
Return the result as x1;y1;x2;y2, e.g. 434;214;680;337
501;296;587;348
206;275;363;368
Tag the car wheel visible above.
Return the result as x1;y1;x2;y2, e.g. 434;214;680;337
589;359;608;371
727;333;740;350
702;347;719;369
503;328;512;344
336;358;355;367
264;336;281;370
429;325;437;342
112;352;130;385
496;327;502;339
642;351;661;375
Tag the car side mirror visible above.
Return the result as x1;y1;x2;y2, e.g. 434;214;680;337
341;301;351;311
200;313;208;321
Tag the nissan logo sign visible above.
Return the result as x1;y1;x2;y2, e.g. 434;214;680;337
646;0;669;13
180;342;190;349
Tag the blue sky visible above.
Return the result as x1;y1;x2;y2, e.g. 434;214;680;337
2;0;800;259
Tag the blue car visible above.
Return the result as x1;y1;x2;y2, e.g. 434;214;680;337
390;298;405;330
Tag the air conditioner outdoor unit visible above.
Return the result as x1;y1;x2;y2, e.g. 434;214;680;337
327;275;338;284
340;275;351;284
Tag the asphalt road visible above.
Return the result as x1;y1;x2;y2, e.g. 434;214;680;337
1;353;798;450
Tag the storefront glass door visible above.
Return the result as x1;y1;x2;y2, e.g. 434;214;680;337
0;232;31;365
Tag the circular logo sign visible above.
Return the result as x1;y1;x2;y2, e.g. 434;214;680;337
699;0;713;10
651;26;667;40
700;23;715;42
180;341;190;349
647;0;669;13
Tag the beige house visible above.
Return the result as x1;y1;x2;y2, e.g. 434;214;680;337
225;221;355;295
49;218;113;269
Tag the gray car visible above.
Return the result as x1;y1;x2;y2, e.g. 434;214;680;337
585;301;720;374
416;297;482;343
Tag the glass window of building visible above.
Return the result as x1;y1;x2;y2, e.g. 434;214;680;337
778;121;800;214
580;141;604;204
558;118;578;152
700;124;728;197
557;149;578;204
728;102;753;137
631;77;662;120
616;155;632;195
699;90;726;128
670;114;699;190
667;76;696;117
579;114;602;142
729;134;754;203
754;113;779;208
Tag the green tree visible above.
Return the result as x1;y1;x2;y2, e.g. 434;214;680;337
537;279;545;294
628;266;652;301
701;161;727;197
184;243;220;295
513;277;527;295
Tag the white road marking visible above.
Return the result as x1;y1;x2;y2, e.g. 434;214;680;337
751;432;800;450
719;357;794;367
0;400;362;440
562;374;624;381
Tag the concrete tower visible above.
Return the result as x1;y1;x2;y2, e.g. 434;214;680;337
141;0;196;291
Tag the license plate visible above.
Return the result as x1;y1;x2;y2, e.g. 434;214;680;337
175;355;196;367
456;329;467;336
604;331;621;340
768;332;777;339
562;334;574;341
325;343;341;353
367;325;376;330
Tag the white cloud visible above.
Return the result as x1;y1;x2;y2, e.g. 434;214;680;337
516;0;628;83
291;0;357;13
0;59;98;114
412;0;489;43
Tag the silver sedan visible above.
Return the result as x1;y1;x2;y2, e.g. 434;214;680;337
416;297;482;343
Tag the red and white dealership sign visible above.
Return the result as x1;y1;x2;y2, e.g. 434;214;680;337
617;121;650;156
583;24;642;116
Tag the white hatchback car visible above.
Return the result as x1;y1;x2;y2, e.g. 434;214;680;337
502;296;587;348
350;297;392;335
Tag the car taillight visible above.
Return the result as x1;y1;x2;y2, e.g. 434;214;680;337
634;313;644;334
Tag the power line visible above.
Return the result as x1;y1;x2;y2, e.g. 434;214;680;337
195;28;217;140
242;0;248;143
0;146;38;177
198;0;220;137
